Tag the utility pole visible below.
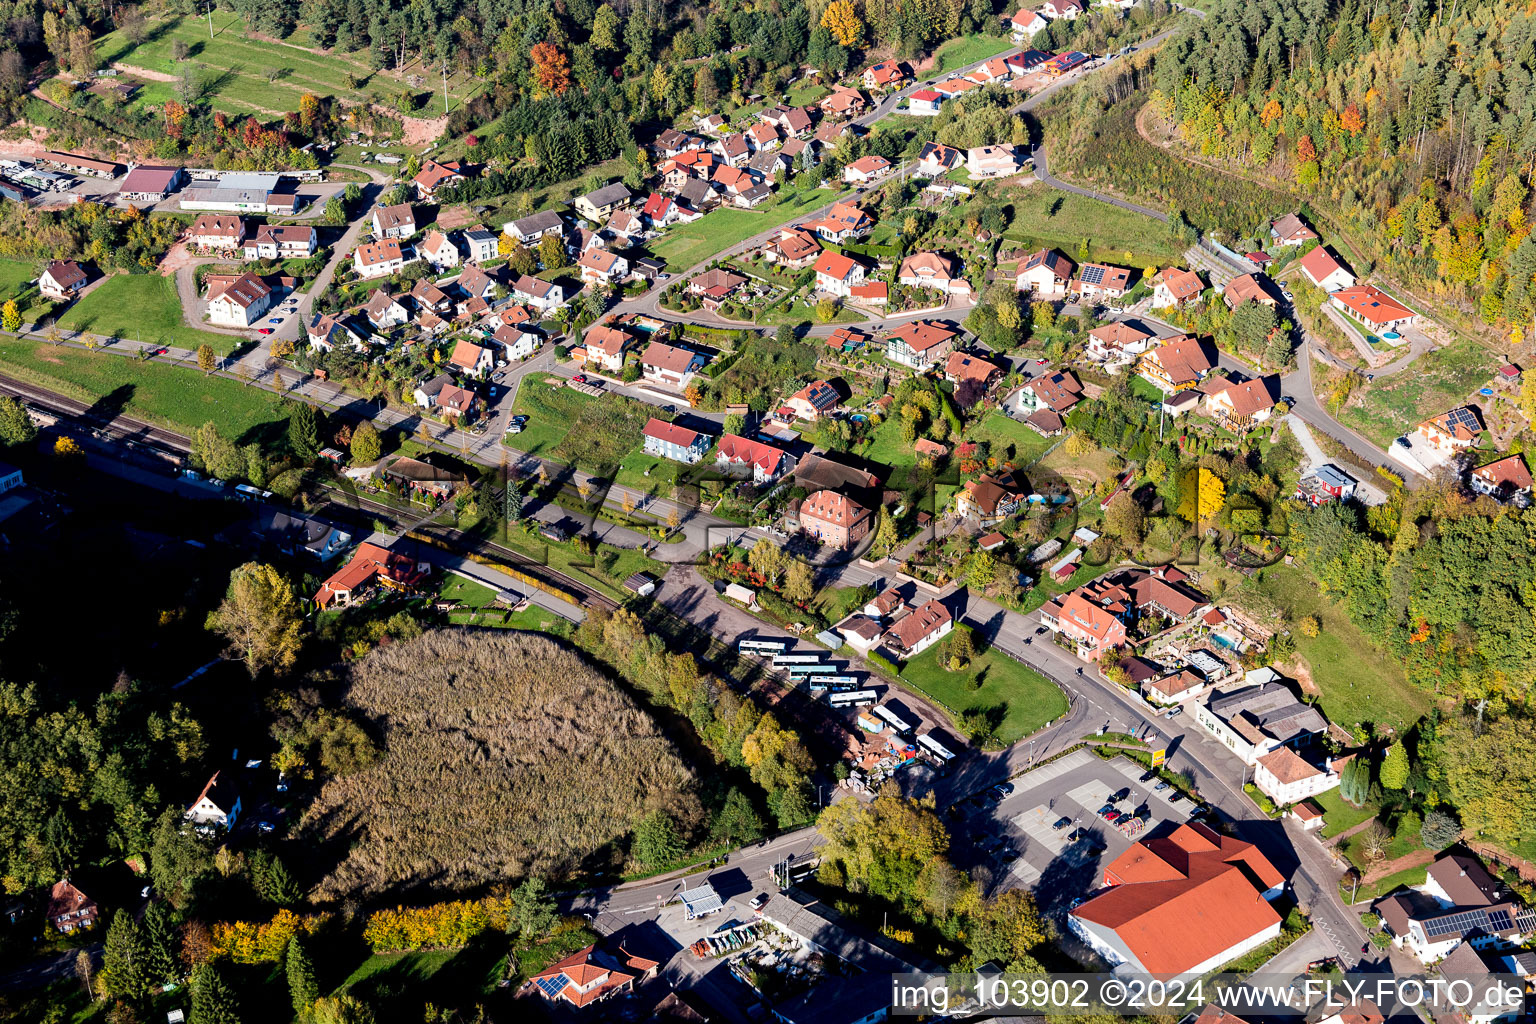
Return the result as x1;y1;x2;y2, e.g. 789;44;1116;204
443;63;449;115
206;0;214;38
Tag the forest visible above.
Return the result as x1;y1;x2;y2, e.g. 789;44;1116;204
1143;0;1536;330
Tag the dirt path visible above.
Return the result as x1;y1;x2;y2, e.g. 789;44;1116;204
1360;847;1436;883
1323;814;1381;849
111;62;178;84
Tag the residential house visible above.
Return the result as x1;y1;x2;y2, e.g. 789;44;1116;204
944;351;1002;389
511;274;565;313
958;473;1026;526
190;214;245;250
1137;335;1218;393
1074;263;1134;301
1042;0;1087;17
1252;745;1340;806
710;164;756;197
412;158;464;199
715;133;750;166
411;278;454;317
1086;321;1155;371
493;324;542;361
1193;681;1328;765
38;260;88;301
1142;670;1209;706
1069;823;1285;976
642;418;711;464
413;372;455;410
419;230;460;269
362;289;409;330
578;248;629;286
1153;267;1204;307
243;224;317;260
313;540;431;608
1205;375;1280;428
805;200;874;242
883;599;953;658
799;489;872;548
715;434;796;484
606;209;645;242
505;210;564;245
1010;8;1050;40
1043;588;1128;661
206;271;274;327
813;250;868;297
1294;464;1358;506
1330;285;1417;332
1042;567;1210;661
1376;853;1536;961
1016;248;1075;297
885;320;958;369
916;141;965;177
372;203;417;239
695;113;728;133
47;880;98;934
909;89;944;116
185;771;241;829
1006;48;1054;74
583;324;635;373
1270;212;1318;246
434;383;480;423
307;311;366;351
525;942;659;1009
967;145;1021;178
1299;246;1356;292
784;379;840;421
1222;273;1280;310
820;87;867;119
118;164;185;202
641;342;707;388
1435;944;1519;1024
448;339;495;378
863;61;908;90
1469;453;1532;506
746;121;780;153
642;193;680;229
250;508;352;560
677;176;714;214
965;56;1013;85
652;127;703;158
1014;370;1085;420
850;281;888;306
780;137;817;170
767;105;814;136
897;251;969;295
815;120;851;150
843;155;891;184
1414;407;1482;456
573;183;634;223
353;239;409;279
0;462;23;495
688;268;748;307
455;264;499;302
463;225;498;263
766;226;822;268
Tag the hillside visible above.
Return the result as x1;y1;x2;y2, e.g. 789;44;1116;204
302;630;702;901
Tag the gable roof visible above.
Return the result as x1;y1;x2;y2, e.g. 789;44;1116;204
449;339;489;369
1026;370;1083;412
1332;285;1414;325
1257;745;1322;785
374;203;416;231
208;271;271;308
1223;273;1277;306
584;324;633;356
1272;212;1316;241
1299;244;1350;283
1020;247;1074;283
641;342;702;374
1471;453;1533;492
945;350;1000;383
1159;266;1203;301
43;259;87;289
790;379;840;413
1210;375;1279;419
717;433;791;474
801;489;870;527
1146;335;1217;384
1090;321;1154;348
886;320;958;353
813;250;861;280
918;141;965;169
643;417;704;449
356;239;404;266
413;158;463;192
577;182;633;208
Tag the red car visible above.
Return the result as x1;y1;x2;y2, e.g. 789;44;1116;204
257;328;274;335
572;374;587;383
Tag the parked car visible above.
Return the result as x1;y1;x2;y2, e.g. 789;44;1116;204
1066;828;1088;843
749;893;768;910
1069;896;1086;909
257;327;274;334
1035;626;1048;635
1166;706;1183;719
993;782;1015;797
1168;791;1185;804
257;821;275;833
1188;806;1208;820
1096;803;1115;815
1100;810;1121;823
1110;788;1130;803
1139;770;1157;782
267;317;283;324
1154;781;1169;791
1053;816;1072;831
572;374;587;383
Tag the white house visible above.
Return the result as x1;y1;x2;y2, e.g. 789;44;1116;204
463;226;498;263
353;239;410;279
185;771;241;830
1252;745;1340;806
243;224;317;260
419;230;461;269
512;274;566;312
843;155;891;184
813;250;866;297
206;272;274;327
505;210;564;245
1298;245;1356;292
448;339;496;378
1015;248;1074;297
640;342;707;389
362;289;410;330
493;324;542;361
577;248;629;285
38;260;88;301
642;418;711;464
371;203;417;239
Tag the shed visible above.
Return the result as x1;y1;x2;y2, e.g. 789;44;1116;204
723;583;756;606
624;571;660;596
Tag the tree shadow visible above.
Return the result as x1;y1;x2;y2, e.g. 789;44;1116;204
84;384;135;425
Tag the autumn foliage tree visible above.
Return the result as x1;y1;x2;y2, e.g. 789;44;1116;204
820;0;864;48
530;42;571;96
204;562;306;677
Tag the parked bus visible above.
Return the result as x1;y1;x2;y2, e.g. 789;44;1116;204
783;663;836;677
808;675;860;689
917;733;955;763
233;483;274;501
771;654;822;665
827;690;878;708
874;705;915;734
738;639;788;655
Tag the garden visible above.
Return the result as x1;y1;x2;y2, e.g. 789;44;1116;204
57;274;244;355
897;626;1068;748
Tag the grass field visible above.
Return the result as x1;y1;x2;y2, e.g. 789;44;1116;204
900;639;1068;747
505;373;650;470
861;415;918;469
968;410;1056;467
1238;564;1432;734
0;337;289;441
1338;338;1500;447
1310;787;1378;839
934;34;1018;73
95;12;483;118
648;189;835;269
0;258;57;325
1002;183;1180;266
56;275;243;355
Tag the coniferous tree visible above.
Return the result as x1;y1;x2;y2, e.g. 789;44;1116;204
286;936;318;1014
99;909;147;1001
189;962;241;1024
140;900;178;988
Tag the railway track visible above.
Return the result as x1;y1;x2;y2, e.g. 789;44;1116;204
0;372;620;613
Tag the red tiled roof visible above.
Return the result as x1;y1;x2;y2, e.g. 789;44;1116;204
643;417;703;449
814;250;861;280
716;433;790;474
1332;285;1414;326
1159;267;1203;301
801;489;869;527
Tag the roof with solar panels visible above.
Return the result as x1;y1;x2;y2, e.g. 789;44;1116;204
528;942;659;1007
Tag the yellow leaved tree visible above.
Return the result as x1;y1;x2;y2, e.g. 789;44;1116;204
821;0;864;47
1176;467;1226;526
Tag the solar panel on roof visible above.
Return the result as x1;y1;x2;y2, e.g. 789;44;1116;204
1448;407;1480;432
1488;909;1513;930
1081;264;1105;285
536;975;570;998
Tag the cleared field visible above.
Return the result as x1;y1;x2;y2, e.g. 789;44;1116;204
1337;338;1499;447
56;274;241;355
900;640;1068;748
95;12;482;118
967;410;1056;467
934;33;1017;73
1001;183;1180;266
648;190;832;269
0;337;288;441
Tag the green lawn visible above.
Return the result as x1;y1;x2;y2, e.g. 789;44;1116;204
967;410;1055;467
1310;787;1379;839
95;12;482;118
440;575;573;633
336;951;458;995
934;33;1018;73
1002;183;1181;267
648;189;835;270
1337;338;1500;447
862;415;919;469
0;257;57;325
0;336;289;441
507;373;592;456
899;639;1069;747
613;447;689;497
1238;564;1432;734
56;274;243;355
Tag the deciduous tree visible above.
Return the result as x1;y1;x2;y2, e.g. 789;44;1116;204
204;562;305;676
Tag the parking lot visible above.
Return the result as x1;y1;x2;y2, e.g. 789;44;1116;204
948;749;1205;912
